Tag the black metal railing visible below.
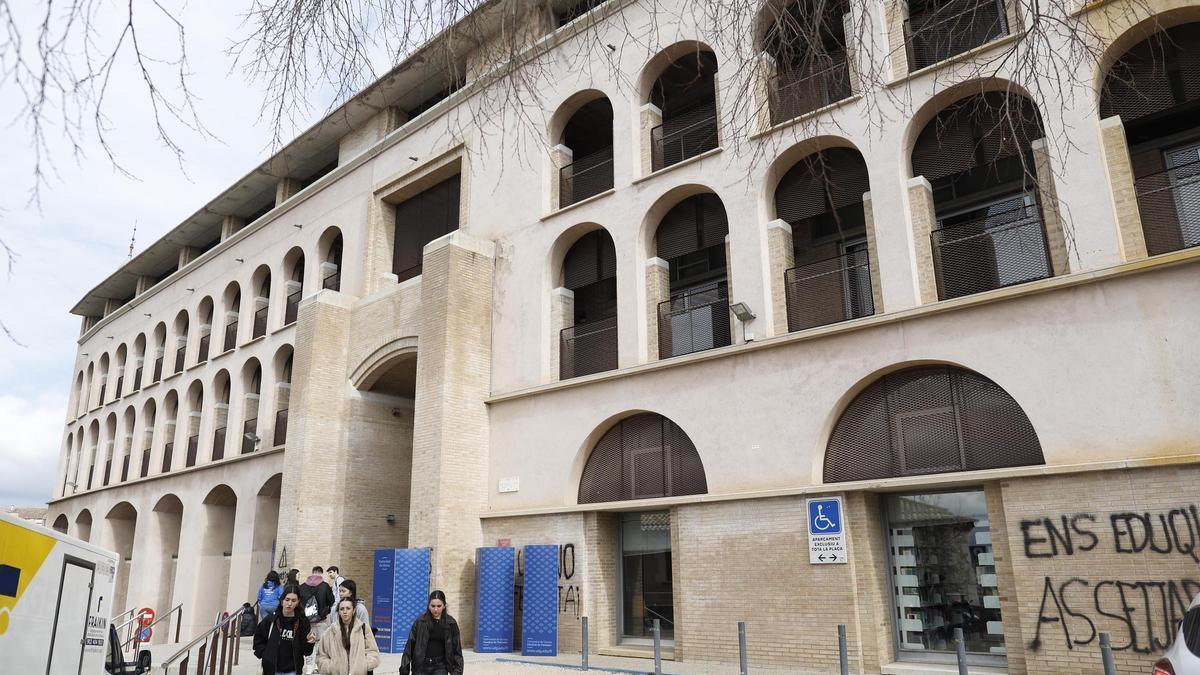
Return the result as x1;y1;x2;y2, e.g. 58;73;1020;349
114;376;123;399
1134;158;1200;256
185;435;199;467
253;307;268;338
161;442;173;473
322;269;341;291
285;291;301;325
103;460;112;486
133;366;142;391
274;409;289;447
212;427;226;462
153;356;163;383
559;147;614;208
98;384;106;405
657;281;731;359
174;345;186;373
560;315;618;380
140;448;150;478
651;104;718;171
931;204;1051;300
905;0;1008;71
198;334;210;362
769;56;852;126
242;418;257;454
224;319;237;353
785;250;876;332
120;455;130;482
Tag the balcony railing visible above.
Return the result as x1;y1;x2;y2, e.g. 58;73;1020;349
253;307;268;338
114;376;123;399
242;418;258;454
161;442;173;473
133;366;142;391
1134;158;1200;256
657;281;731;359
274;409;289;447
120;455;130;482
560;315;618;380
559;147;614;208
140;448;150;478
86;465;94;490
904;0;1008;72
223;320;238;352
185;435;199;467
98;384;106;405
174;346;186;374
103;460;112;486
651;103;718;171
197;334;210;363
212;427;227;462
768;56;852;126
153;356;163;383
285;291;301;325
931;203;1050;300
322;269;341;291
785;250;876;332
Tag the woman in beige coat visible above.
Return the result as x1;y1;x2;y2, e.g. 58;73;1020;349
317;599;380;675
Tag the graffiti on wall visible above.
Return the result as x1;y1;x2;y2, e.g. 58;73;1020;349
1022;507;1200;653
513;543;581;619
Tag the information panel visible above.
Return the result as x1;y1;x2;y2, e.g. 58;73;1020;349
474;547;516;653
521;544;559;656
372;548;431;653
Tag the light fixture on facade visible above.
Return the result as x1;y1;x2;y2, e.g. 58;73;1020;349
730;302;755;322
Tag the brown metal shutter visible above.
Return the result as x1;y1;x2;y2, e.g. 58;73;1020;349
775;148;870;225
563;229;617;290
1101;24;1200;122
824;365;1044;483
578;413;708;504
393;174;461;281
655;194;729;260
911;92;1043;182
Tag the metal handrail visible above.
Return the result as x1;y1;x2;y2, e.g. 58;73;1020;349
907;0;1005;34
161;604;250;672
112;607;139;623
122;603;183;649
652;112;718;147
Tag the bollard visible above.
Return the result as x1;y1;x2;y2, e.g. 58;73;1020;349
653;618;663;675
838;624;848;675
582;616;589;671
953;627;968;675
1100;632;1117;675
738;621;748;675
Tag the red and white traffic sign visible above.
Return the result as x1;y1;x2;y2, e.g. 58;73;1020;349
138;607;156;626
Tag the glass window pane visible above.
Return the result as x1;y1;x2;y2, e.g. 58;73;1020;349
620;511;674;640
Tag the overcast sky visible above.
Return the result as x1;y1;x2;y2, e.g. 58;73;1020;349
0;2;389;506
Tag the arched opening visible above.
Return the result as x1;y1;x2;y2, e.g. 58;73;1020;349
52;514;68;533
191;485;237;637
172;311;190;375
283;248;305;325
654;193;731;358
197;296;215;363
248;474;282;600
102;413;117;487
114;344;128;399
60;433;74;496
73;370;85;418
760;0;852;125
161;390;179;473
119;407;136;482
240;359;263;454
139;399;156;478
271;346;293;447
319;227;344;291
75;509;93;542
152;322;167;384
102;502;137;614
132;333;147;391
212;370;231;461
221;282;242;352
558;228;618;379
911;90;1053;299
776;147;875;330
1100;21;1200;255
251;265;272;339
97;353;111;406
556;95;615;207
150;494;183;643
900;0;1011;72
646;45;719;171
184;381;204;468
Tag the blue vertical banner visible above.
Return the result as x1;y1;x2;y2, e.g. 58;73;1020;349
474;547;515;652
521;544;559;656
371;548;431;653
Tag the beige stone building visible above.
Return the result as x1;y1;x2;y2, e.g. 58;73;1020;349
46;0;1200;671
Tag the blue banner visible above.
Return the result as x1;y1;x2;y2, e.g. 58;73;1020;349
475;547;515;652
372;548;431;653
521;544;559;656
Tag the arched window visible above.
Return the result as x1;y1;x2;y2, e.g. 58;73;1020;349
647;49;719;170
197;296;214;363
319;228;344;291
557;97;614;207
761;0;851;124
560;229;618;379
824;365;1044;482
578;413;708;503
251;266;272;338
655;193;731;358
172;311;190;374
222;282;241;352
283;248;305;325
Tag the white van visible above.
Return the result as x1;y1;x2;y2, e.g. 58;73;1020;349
0;511;148;674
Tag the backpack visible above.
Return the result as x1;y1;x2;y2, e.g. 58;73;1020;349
302;589;320;620
238;609;256;636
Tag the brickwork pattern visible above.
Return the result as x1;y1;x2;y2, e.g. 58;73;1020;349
907;177;940;304
549;287;574;382
1032;139;1071;276
765;220;794;338
985;481;1028;674
1099;116;1149;262
583;512;619;654
644;259;670;361
862;194;885;313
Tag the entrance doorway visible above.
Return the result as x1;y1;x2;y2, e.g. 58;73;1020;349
618;511;674;643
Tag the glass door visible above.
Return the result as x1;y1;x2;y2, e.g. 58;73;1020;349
1165;141;1200;248
619;511;674;643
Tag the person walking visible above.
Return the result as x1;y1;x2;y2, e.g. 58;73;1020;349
286;568;300;586
299;565;336;641
252;585;316;675
316;599;380;675
398;591;464;675
338;580;370;627
257;571;285;622
326;565;345;597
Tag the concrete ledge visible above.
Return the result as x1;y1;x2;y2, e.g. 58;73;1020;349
883;662;1007;674
631;147;723;186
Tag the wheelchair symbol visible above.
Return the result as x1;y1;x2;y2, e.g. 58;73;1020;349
812;505;836;532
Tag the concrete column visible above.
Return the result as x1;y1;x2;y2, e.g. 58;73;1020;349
1031;138;1071;277
178;246;198;269
645;257;671;361
135;275;155;296
225;491;256;624
408;231;495;647
549;287;575;382
886;0;909;80
550;145;574;211
221;215;246;241
1099;116;1148;262
753;53;777;131
907;176;940;304
724;234;737;344
862;192;885;315
765;220;795;337
103;298;121;317
276;177;303;205
640;104;663;176
124;511;160;624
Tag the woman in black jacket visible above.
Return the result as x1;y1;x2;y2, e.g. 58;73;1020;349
253;585;317;675
399;591;464;675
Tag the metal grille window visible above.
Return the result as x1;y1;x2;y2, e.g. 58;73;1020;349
212;427;226;461
121;455;129;482
650;51;719;171
578;413;708;504
1134;145;1200;255
274;409;289;447
932;196;1050;299
911;93;1043;184
652;102;718;171
560;147;614;207
161;442;173;473
153;356;163;383
242;418;258;454
904;0;1008;71
285;290;301;325
556;0;610;26
824;365;1044;482
223;321;237;351
763;0;852;125
253;307;268;338
133;366;142;391
140;448;150;478
174;345;186;373
658;281;730;359
393;174;461;281
655;194;731;358
1100;23;1200;124
561;229;618;379
197;334;210;363
185;435;199;467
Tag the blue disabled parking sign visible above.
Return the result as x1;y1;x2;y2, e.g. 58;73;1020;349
806;497;848;564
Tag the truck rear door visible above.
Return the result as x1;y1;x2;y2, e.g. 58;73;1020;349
48;556;95;675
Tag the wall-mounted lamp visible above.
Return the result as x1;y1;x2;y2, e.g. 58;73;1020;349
386;514;396;525
235;258;244;263
243;432;260;443
729;302;756;343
